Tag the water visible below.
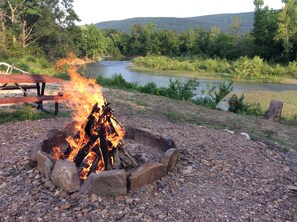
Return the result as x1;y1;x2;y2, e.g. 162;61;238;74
88;60;297;93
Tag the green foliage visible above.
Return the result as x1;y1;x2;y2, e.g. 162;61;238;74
166;79;200;100
133;55;296;81
191;81;233;109
3;55;55;74
287;61;297;78
80;24;107;59
229;56;275;79
275;0;297;61
284;114;297;126
96;74;199;101
228;94;263;116
228;94;245;113
0;106;52;124
96;74;137;89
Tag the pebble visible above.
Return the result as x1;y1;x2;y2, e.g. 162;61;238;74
44;180;53;188
182;166;193;174
224;129;235;134
0;182;7;189
0;111;296;221
60;203;71;210
240;132;251;140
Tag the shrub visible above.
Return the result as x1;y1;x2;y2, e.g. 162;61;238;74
192;81;233;109
228;94;245;113
96;74;137;89
166;79;200;100
228;94;263;116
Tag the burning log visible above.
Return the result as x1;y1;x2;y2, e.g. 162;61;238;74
99;124;112;170
74;134;99;167
55;101;137;181
50;68;139;182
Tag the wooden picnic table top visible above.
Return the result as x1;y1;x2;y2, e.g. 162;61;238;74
0;74;66;84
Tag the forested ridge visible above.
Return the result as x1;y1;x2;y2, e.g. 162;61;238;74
0;0;297;76
95;12;254;33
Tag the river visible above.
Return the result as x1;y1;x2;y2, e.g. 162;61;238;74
88;60;297;93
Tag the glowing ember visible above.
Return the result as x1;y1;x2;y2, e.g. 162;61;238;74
55;67;125;180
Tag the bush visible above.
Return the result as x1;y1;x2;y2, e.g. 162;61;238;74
228;94;263;116
192;81;233;109
228;94;245;113
166;79;199;100
96;74;137;89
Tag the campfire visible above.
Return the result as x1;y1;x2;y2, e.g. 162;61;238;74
53;68;137;181
32;67;179;196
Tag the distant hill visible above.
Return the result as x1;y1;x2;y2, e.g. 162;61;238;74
95;12;254;33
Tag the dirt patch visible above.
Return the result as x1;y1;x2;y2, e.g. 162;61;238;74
1;87;297;221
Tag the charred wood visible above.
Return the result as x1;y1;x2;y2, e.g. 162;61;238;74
99;125;112;170
74;135;99;166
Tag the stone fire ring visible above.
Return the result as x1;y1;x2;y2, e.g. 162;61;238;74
30;124;179;196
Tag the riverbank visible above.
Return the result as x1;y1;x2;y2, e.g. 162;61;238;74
131;56;297;84
130;63;297;85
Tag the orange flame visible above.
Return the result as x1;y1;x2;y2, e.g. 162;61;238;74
53;147;61;160
58;67;125;180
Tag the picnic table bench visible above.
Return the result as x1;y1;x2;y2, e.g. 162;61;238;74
0;74;65;115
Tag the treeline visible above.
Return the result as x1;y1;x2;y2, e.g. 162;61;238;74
0;0;297;67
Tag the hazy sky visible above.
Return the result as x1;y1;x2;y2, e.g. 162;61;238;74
73;0;284;25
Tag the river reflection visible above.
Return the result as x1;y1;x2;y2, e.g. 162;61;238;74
88;60;297;93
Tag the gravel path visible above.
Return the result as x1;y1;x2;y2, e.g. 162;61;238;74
0;116;296;221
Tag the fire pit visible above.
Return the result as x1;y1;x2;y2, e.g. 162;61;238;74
29;68;178;196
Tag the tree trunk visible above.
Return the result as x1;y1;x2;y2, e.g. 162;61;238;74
264;100;283;122
7;0;16;44
0;17;5;42
21;19;26;48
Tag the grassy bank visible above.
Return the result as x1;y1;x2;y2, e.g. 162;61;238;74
132;56;297;83
242;90;297;118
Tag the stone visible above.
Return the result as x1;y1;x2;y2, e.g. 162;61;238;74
80;170;127;196
160;148;179;172
283;166;290;172
30;129;67;161
224;129;235;134
128;162;165;191
43;129;68;155
0;182;7;189
124;125;176;152
91;194;97;203
240;132;250;140
287;185;297;191
50;160;80;193
183;166;193;174
60;203;71;210
30;135;48;161
44;180;53;188
36;151;54;179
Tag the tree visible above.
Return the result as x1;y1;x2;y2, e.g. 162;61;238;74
252;0;282;60
1;0;79;48
229;16;242;35
275;0;297;61
155;30;179;56
79;24;107;60
179;29;196;56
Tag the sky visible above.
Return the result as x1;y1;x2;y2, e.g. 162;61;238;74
73;0;284;25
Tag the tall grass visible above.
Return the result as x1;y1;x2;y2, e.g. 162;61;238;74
234;90;297;118
132;55;297;82
0;106;53;124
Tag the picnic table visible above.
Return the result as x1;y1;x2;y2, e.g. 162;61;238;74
0;74;65;115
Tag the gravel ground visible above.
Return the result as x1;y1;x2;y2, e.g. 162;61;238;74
0;115;296;222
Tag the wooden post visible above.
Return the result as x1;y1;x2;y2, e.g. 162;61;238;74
264;100;283;122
